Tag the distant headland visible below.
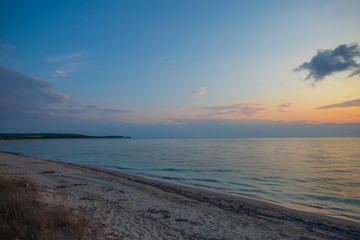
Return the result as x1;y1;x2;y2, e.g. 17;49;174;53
0;133;131;140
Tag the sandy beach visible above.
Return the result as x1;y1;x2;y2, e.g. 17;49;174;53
0;151;359;239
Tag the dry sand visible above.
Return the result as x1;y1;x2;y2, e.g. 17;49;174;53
0;151;359;239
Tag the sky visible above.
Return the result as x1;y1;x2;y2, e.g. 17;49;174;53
1;0;360;138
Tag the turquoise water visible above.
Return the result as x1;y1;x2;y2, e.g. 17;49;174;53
0;137;359;221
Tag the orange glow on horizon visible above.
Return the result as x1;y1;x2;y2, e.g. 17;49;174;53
181;105;360;124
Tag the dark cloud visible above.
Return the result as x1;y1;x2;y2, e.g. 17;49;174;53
317;98;360;109
294;43;360;84
0;65;132;122
0;65;69;118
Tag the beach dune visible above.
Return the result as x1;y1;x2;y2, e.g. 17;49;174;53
0;151;359;239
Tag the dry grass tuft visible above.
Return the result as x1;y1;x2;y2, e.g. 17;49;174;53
0;174;95;240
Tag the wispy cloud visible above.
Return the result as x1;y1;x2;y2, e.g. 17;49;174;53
0;41;16;57
50;62;86;78
86;105;132;113
203;103;265;117
45;51;87;78
0;41;16;50
152;56;176;63
317;99;360;109
192;87;206;95
46;51;85;62
294;43;360;84
109;92;128;97
278;103;296;112
52;70;67;77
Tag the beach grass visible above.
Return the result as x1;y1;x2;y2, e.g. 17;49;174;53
0;174;93;240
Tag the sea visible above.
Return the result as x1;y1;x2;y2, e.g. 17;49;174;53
0;137;359;221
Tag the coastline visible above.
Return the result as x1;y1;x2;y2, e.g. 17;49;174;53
1;151;359;239
0;133;131;140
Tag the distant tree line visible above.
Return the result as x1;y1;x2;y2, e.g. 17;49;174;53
0;133;131;140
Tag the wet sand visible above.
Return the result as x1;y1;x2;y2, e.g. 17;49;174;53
1;151;359;239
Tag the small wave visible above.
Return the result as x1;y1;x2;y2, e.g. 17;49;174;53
303;194;360;205
300;203;325;210
160;176;184;181
240;188;264;193
332;169;352;173
227;181;255;188
115;166;135;171
191;178;220;183
156;168;185;172
211;169;234;173
263;176;284;180
131;171;185;182
154;168;206;173
262;182;281;186
189;182;228;191
328;206;347;212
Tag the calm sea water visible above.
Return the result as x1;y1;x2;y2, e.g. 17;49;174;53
0;138;359;221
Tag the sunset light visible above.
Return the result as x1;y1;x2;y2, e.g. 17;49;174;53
1;1;360;239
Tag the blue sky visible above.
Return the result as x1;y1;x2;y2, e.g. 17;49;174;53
1;0;360;138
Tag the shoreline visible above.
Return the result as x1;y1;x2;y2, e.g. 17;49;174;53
1;151;359;239
118;169;358;223
2;148;358;223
